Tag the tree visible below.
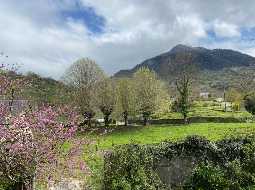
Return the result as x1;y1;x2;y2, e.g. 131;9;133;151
115;78;135;126
174;53;197;124
226;88;242;111
63;58;105;127
133;68;162;126
244;94;255;116
176;74;191;124
96;79;116;127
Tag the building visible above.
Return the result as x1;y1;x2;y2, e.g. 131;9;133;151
199;92;210;99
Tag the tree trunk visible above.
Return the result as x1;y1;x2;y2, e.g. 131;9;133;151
123;111;128;126
13;182;24;190
183;114;188;125
143;116;148;126
13;181;33;190
88;117;92;128
142;112;150;126
104;114;110;127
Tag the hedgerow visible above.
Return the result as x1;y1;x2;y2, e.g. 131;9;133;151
104;135;255;190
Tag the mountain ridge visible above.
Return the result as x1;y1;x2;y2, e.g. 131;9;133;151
114;44;255;80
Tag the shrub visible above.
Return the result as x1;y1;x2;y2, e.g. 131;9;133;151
103;145;165;190
104;135;255;190
185;163;229;190
244;94;255;115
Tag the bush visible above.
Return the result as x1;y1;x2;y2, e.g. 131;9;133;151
244;94;255;115
186;137;255;190
104;145;165;190
104;135;255;190
185;163;229;190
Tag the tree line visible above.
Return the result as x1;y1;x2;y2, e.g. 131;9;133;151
63;57;194;127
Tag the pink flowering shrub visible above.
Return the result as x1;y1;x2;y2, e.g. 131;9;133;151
0;68;79;188
0;106;78;187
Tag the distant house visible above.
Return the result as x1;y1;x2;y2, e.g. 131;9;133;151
200;92;210;99
215;98;224;103
96;118;104;123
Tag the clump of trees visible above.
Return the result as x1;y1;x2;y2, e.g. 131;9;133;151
63;59;169;127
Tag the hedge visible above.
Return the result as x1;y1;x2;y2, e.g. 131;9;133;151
129;116;247;125
104;135;255;190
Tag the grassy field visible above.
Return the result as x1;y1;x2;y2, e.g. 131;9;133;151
88;123;255;149
154;100;251;119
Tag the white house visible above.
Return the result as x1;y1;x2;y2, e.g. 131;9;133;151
200;92;210;99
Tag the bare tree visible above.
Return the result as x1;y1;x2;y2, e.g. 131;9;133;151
63;58;105;127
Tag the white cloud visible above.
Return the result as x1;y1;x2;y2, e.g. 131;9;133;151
0;0;255;79
214;21;240;38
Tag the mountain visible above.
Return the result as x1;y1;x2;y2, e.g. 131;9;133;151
114;44;255;81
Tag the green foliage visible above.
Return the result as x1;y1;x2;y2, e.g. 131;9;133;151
133;67;164;125
104;144;165;190
104;135;255;190
156;100;251;120
244;94;255;115
232;103;240;112
186;163;229;190
24;72;71;105
96;79;116;126
114;78;136;125
0;180;13;190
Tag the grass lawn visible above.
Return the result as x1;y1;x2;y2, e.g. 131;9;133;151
153;100;252;119
89;123;255;149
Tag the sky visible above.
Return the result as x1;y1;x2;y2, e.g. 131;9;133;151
1;0;255;79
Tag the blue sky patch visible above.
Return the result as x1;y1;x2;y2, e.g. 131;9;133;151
62;3;106;34
206;30;229;42
240;27;255;41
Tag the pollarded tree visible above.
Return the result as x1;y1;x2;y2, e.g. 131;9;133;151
133;67;162;126
95;79;116;127
63;58;105;127
115;78;135;126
